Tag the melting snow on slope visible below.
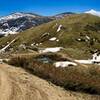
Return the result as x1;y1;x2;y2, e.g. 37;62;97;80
39;47;63;53
75;60;92;64
0;26;19;36
0;29;18;36
75;53;100;65
91;53;100;63
54;53;100;68
57;25;62;32
56;39;59;42
54;60;93;68
86;35;90;40
54;61;77;68
49;37;57;41
49;37;59;42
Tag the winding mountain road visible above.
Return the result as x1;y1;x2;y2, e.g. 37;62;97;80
0;63;99;100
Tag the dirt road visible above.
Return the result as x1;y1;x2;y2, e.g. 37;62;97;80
0;64;99;100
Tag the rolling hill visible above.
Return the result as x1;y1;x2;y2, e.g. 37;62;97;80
0;14;100;59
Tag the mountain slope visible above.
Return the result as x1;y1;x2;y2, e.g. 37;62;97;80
0;12;53;36
0;14;100;59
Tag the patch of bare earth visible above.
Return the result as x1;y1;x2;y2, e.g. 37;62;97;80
0;64;99;100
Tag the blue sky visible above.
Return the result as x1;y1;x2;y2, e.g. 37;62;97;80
0;0;100;16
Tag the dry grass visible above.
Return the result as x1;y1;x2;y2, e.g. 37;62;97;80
8;54;100;95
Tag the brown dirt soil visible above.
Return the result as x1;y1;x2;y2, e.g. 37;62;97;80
0;63;100;100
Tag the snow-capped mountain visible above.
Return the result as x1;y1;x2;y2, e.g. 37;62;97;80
0;12;53;36
0;12;38;22
85;9;100;17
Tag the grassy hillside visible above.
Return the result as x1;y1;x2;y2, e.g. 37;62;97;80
0;14;100;59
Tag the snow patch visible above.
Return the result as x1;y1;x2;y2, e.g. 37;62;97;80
39;47;63;53
75;53;100;64
54;61;77;67
56;39;59;42
42;33;50;38
31;43;36;46
75;60;92;64
91;53;100;63
0;26;19;36
49;37;59;42
36;43;39;46
3;23;9;27
54;59;95;68
39;43;42;45
57;25;62;32
86;35;90;40
53;51;100;68
49;37;57;41
77;38;81;41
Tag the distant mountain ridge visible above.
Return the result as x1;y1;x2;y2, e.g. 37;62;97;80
0;12;53;36
1;10;100;36
0;12;40;21
0;12;76;36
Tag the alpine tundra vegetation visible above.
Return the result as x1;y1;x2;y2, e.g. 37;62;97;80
0;0;100;100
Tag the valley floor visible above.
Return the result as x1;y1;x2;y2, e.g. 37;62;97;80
0;63;100;100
